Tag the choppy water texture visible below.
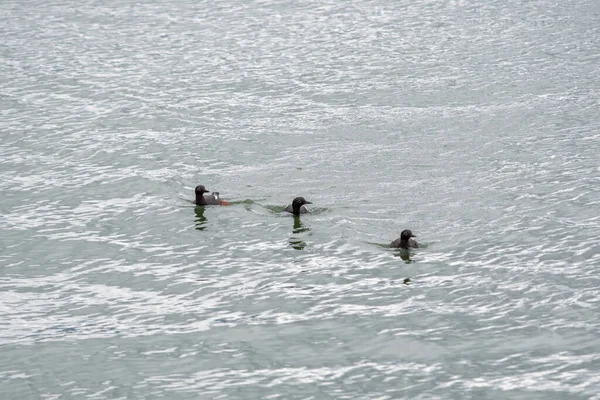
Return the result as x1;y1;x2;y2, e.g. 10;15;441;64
1;0;600;398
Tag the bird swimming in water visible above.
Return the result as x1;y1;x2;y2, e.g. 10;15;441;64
194;185;229;206
390;229;418;249
283;197;312;215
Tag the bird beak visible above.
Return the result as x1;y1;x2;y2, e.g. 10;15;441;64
411;234;417;237
305;201;313;204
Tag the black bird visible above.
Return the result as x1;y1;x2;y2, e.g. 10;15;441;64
390;229;419;249
283;197;312;215
194;185;228;206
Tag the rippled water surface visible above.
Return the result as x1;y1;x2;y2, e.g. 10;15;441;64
2;0;600;398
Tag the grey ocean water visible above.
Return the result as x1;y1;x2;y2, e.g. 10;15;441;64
1;0;599;398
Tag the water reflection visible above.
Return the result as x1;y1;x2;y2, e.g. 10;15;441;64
394;249;414;264
293;216;309;234
289;216;309;250
194;206;207;231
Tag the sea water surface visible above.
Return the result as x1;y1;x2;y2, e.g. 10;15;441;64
1;0;600;398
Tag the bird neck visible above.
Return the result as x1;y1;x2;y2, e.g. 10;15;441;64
195;194;207;205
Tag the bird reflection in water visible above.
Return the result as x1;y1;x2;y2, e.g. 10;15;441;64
289;216;309;250
394;249;414;263
194;206;208;231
